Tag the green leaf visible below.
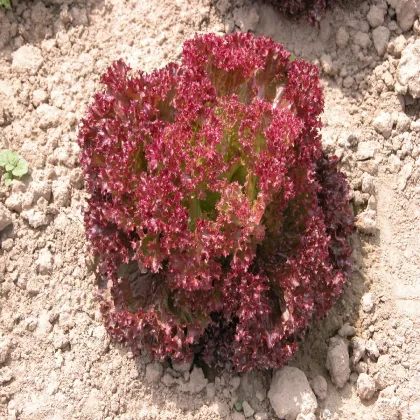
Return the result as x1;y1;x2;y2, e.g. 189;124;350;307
7;150;19;166
5;163;15;172
0;0;11;9
289;55;296;62
234;402;243;412
11;159;28;177
0;150;8;167
3;172;12;186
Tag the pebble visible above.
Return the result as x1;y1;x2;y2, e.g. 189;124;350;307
356;210;377;234
172;359;192;373
145;362;163;384
12;45;44;75
0;204;13;232
367;5;386;28
52;179;71;208
0;366;13;384
338;323;356;338
357;373;376;401
398;162;413;190
362;292;374;312
357;141;380;160
366;339;380;360
373;112;393;139
336;27;349;48
309;375;328;400
242;401;254;418
361;173;375;194
351;337;367;364
372;26;391;55
397;39;420;98
181;367;208;394
36;247;53;275
233;6;259;33
268;366;317;419
231;413;245;420
326;336;350;388
354;31;372;49
388;154;402;173
396;0;418;31
0;338;11;364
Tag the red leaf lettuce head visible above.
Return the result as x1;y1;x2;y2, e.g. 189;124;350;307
79;32;353;371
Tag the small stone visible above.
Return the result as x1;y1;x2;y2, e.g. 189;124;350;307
396;113;411;133
343;76;354;88
388;35;407;58
326;336;350;388
336;27;349;48
354;31;372;49
367;5;386;28
349;372;359;383
231;413;245;420
52;179;71;207
268;366;317;420
373;112;393;139
320;54;335;75
30;181;52;203
233;7;259;32
388;154;402;173
361;173;375;194
229;376;241;391
398;162;413;190
22;209;50;229
0;367;13;384
242;401;254;418
372;26;391;55
0;338;11;364
362;293;374;312
0;204;13;232
358;159;379;175
355;361;368;374
206;383;216;399
338;323;356;338
53;331;69;350
36;247;53;275
145;362;163;384
356;210;377;234
366;339;380;360
396;0;419;31
254;413;268;420
357;373;376;401
357;141;380;160
397;39;420;98
351;337;366;365
161;373;176;387
36;104;61;129
32;89;48;107
309;375;327;400
185;367;208;394
12;45;43;75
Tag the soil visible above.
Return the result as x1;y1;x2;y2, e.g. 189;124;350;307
0;0;419;419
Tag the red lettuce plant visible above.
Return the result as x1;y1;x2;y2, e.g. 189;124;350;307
79;33;353;372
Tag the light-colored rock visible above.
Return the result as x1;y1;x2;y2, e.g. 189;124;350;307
242;401;254;418
326;336;350;388
206;383;216;399
367;5;386;28
320;54;335;75
231;413;245;420
12;45;44;75
0;366;13;384
343;76;354;88
182;367;208;394
338;323;356;338
366;339;380;360
268;366;317;420
374;112;393;139
309;375;327;400
372;26;391;55
36;247;53;275
32;89;48;107
357;373;376;401
354;31;372;49
22;209;50;228
145;362;163;383
388;35;407;58
388;154;402;173
351;337;367;364
396;113;411;133
357;141;380;160
397;39;420;98
356;210;377;234
0;204;13;231
52;179;71;207
52;331;69;350
254;413;268;420
233;7;259;33
362;292;374;312
336;27;349;48
396;0;419;31
361;173;375;194
0;338;11;365
398;162;413;190
36;104;61;129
